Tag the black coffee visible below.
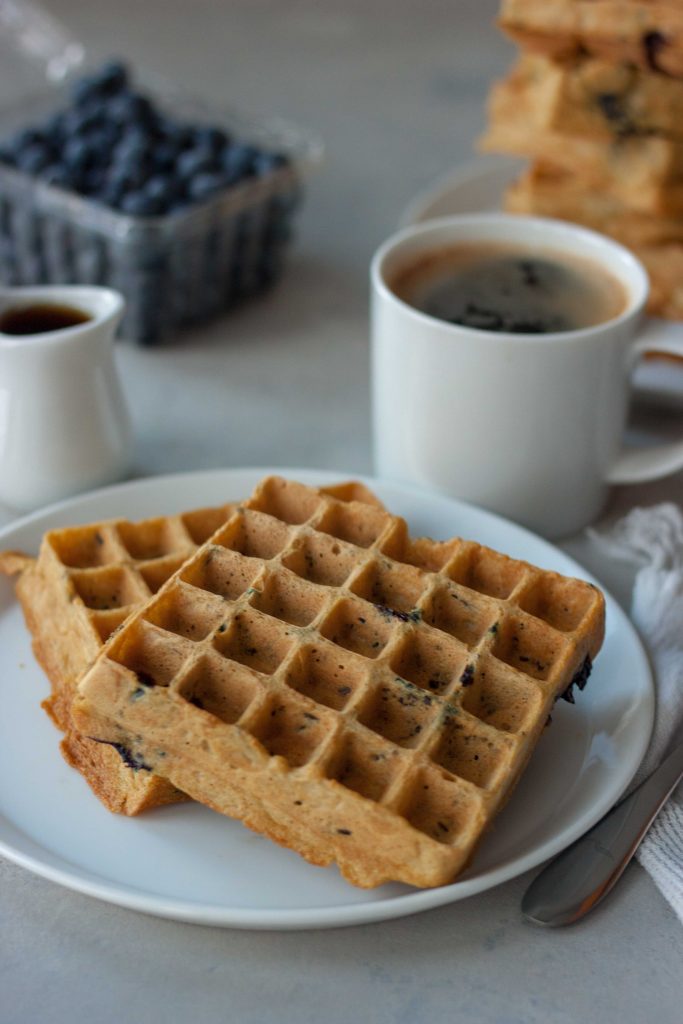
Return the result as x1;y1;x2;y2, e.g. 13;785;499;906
0;303;91;335
391;243;626;334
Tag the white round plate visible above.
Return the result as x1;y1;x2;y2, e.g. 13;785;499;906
400;154;683;401
0;467;654;930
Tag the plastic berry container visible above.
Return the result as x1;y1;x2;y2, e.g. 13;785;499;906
0;15;322;344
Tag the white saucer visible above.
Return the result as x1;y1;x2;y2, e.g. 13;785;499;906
400;154;524;226
0;467;654;929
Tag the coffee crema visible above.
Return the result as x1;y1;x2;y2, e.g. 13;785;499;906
390;242;627;334
0;303;91;336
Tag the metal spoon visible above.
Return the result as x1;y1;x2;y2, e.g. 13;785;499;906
522;739;683;926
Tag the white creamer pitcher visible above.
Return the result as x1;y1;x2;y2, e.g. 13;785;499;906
0;285;132;511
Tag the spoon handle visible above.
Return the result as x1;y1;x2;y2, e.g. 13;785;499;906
522;739;683;926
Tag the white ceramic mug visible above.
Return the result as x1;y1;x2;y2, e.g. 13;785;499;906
371;214;683;538
0;285;132;511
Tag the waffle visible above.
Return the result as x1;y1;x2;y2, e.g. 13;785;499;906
1;479;382;816
481;85;683;215
485;3;683;321
490;55;683;142
499;0;683;78
1;503;237;813
505;163;683;247
73;475;605;888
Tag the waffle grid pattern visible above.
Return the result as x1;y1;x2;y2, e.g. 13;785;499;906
5;480;382;816
41;479;379;653
45;503;237;648
76;477;604;885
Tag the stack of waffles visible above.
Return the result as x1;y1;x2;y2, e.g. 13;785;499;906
481;0;683;318
5;476;605;887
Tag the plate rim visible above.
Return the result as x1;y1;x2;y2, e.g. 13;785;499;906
0;466;655;929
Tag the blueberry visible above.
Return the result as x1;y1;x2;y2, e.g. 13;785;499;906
7;128;45;156
112;134;150;163
106;91;157;128
151;142;179;174
186;171;227;201
159;120;195;151
177;146;218;180
71;60;129;107
119;190;164;216
96;178;127;208
63;135;96;172
62;106;102;138
192;125;229;154
222;143;258;183
102;92;131;125
41;112;68;144
144;174;181;209
95;60;129;96
71;74;97;108
115;124;153;152
80;168;107;195
115;130;149;166
108;161;149;192
87;122;122;155
111;136;153;182
16;142;52;174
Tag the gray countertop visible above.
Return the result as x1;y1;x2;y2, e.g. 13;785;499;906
2;2;683;1021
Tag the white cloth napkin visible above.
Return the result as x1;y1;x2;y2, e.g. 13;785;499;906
589;503;683;923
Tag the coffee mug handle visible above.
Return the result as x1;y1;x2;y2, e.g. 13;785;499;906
608;321;683;484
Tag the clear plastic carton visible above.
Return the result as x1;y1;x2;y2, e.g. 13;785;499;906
0;5;322;343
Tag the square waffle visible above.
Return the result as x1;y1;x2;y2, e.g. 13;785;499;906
499;0;683;79
505;163;683;247
491;55;683;142
73;476;605;888
1;479;381;816
481;85;683;216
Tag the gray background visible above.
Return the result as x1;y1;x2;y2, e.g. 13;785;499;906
2;2;683;1022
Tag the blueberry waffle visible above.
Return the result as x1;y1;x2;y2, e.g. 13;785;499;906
506;163;683;247
499;0;683;79
1;504;236;813
481;71;683;215
489;55;683;143
73;476;605;888
1;480;380;815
